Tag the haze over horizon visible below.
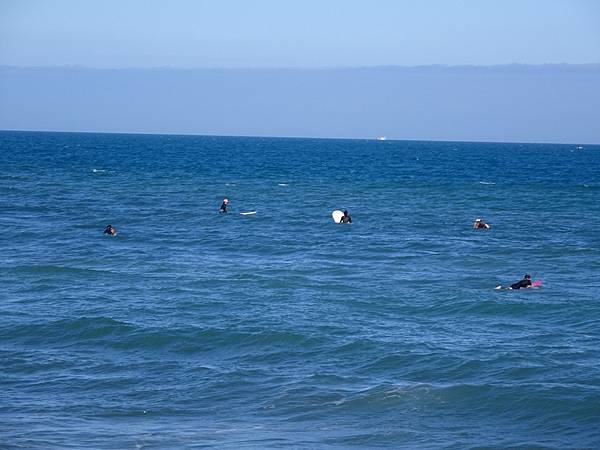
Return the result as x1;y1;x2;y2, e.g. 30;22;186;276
2;64;599;144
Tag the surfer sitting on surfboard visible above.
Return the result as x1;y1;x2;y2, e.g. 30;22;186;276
103;224;117;236
219;198;229;213
340;210;352;223
473;218;490;229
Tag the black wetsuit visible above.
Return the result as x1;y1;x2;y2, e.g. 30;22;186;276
341;215;352;223
219;203;227;213
103;227;114;235
475;222;488;229
510;278;532;290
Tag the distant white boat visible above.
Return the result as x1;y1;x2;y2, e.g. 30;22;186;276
576;146;584;150
375;136;387;141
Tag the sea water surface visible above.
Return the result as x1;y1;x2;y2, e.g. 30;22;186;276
1;131;599;449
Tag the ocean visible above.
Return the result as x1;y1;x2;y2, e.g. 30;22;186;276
1;131;599;449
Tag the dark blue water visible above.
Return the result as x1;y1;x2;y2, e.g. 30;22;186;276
1;131;599;449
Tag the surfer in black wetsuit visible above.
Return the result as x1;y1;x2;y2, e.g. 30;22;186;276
495;274;533;290
473;218;490;229
340;210;352;223
510;274;532;290
219;198;229;213
103;224;116;236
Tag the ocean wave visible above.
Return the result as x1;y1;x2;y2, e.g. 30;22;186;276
2;317;135;343
6;265;116;277
2;317;323;354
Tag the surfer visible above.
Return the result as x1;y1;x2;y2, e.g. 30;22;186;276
219;198;229;214
473;218;490;229
495;274;534;290
340;210;352;223
103;224;117;236
510;274;532;289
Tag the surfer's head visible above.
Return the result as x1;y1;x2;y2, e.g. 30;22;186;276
223;198;229;204
524;274;531;279
343;210;348;215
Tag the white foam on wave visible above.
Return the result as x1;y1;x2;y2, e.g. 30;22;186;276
92;169;106;173
478;181;496;185
278;183;289;186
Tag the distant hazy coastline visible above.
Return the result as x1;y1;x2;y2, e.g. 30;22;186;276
1;64;599;144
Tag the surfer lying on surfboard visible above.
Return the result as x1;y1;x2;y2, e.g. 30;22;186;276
495;274;542;290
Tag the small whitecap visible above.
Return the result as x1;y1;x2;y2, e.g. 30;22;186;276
92;169;106;173
478;181;496;185
278;183;289;186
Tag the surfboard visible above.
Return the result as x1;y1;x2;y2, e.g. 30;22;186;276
240;211;257;215
495;279;542;290
332;210;344;223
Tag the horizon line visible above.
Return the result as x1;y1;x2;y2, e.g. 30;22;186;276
1;128;597;147
2;62;600;72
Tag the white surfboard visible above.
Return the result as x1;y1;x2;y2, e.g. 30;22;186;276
332;210;344;223
240;211;257;215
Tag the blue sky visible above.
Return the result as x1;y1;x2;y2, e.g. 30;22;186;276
1;0;599;68
1;1;599;143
